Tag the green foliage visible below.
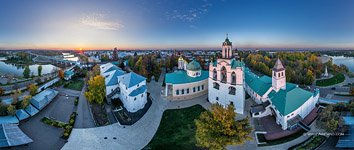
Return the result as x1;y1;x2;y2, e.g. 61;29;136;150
85;75;105;105
316;73;345;86
28;83;38;96
21;95;32;109
74;98;79;106
41;112;77;139
0;103;8;116
288;135;326;150
23;65;31;78
195;104;252;149
316;105;341;132
7;105;16;116
38;65;43;76
11;89;21;105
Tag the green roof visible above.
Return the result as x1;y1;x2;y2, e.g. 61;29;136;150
245;70;272;96
230;59;245;68
223;37;232;46
187;60;201;71
269;87;313;116
165;70;209;84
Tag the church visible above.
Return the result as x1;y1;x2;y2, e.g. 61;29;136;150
208;36;246;114
245;58;320;130
164;57;209;100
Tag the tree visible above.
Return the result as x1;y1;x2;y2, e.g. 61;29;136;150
23;65;31;78
7;105;16;116
195;104;252;149
21;95;31;109
305;69;315;85
28;84;38;96
84;75;106;105
11;89;21;105
58;70;64;79
350;86;354;95
316;105;341;132
0;88;3;96
38;65;43;76
92;65;101;76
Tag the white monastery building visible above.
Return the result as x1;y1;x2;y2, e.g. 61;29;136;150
208;36;246;114
245;58;320;130
100;63;147;112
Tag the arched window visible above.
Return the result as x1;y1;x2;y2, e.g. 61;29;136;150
176;90;179;95
229;87;236;95
231;72;236;85
213;82;220;90
213;68;217;80
182;89;184;95
221;66;227;83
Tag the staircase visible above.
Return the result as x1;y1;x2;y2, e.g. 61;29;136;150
298;121;311;131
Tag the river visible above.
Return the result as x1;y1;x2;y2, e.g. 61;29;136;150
0;60;59;77
331;56;354;72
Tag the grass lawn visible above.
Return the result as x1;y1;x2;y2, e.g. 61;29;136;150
316;73;345;87
64;79;84;91
145;105;206;150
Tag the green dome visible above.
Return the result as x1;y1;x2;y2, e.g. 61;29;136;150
187;60;201;71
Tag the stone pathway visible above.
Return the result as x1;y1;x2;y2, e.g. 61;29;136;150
74;83;96;128
62;70;210;150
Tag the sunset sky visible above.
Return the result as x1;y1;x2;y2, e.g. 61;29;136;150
1;0;354;50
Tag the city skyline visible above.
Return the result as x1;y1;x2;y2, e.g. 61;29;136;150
1;0;354;50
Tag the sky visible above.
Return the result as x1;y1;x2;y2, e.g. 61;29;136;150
1;0;354;50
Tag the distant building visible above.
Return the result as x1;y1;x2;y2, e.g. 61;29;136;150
164;56;209;100
208;35;246;114
245;58;320;130
100;63;147;112
323;65;329;77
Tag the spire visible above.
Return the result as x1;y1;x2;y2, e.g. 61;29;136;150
273;58;285;71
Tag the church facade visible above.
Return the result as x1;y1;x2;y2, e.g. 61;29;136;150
208;36;246;114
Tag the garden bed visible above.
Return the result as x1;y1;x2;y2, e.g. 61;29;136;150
41;112;77;139
64;79;84;91
91;103;109;126
288;135;327;150
316;73;345;87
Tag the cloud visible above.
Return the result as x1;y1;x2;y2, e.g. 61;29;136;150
80;12;124;30
165;1;212;23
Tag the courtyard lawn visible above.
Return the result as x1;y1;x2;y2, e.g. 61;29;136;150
316;73;345;87
146;105;206;149
64;79;84;91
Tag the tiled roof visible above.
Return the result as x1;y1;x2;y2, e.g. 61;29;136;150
129;85;147;96
165;70;209;84
121;72;146;88
245;69;272;96
268;87;313;116
106;70;125;86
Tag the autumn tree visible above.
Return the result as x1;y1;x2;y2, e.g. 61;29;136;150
7;105;16;116
22;95;32;109
23;65;31;78
58;70;64;79
92;64;101;77
28;84;38;96
38;65;43;76
0;88;4;96
84;75;106;105
11;89;22;105
316;105;341;132
350;86;354;95
195;104;252;149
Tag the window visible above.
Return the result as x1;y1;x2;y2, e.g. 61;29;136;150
134;98;136;101
137;84;139;87
213;82;220;90
213;69;217;80
221;66;227;83
281;72;284;76
231;72;236;85
187;88;189;94
274;72;276;77
141;94;143;97
216;97;219;101
278;73;280;77
229;87;236;95
193;87;196;92
201;85;204;90
198;86;200;91
182;89;185;95
176;90;179;95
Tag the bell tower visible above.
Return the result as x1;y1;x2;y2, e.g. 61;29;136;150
222;34;232;58
272;58;286;90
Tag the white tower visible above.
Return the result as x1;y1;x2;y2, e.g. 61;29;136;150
324;66;329;77
178;56;185;70
272;58;286;91
222;34;233;59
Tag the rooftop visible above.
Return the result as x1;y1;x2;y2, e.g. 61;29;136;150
165;70;209;84
121;72;146;88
